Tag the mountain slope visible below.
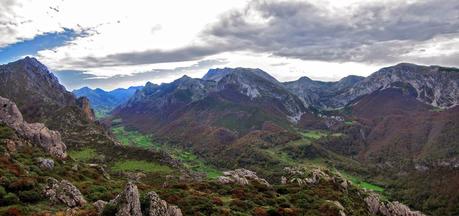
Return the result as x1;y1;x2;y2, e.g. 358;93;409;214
284;75;364;109
114;68;308;169
285;63;459;109
0;57;111;148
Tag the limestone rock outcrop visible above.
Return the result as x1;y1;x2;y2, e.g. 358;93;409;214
108;182;142;216
76;96;96;121
365;193;425;216
0;96;67;159
37;157;54;170
217;168;271;187
146;191;183;216
281;167;332;186
103;182;183;216
43;178;87;208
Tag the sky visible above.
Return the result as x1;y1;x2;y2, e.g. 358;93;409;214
0;0;458;90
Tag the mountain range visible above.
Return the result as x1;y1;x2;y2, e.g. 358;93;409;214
0;57;458;215
73;86;143;118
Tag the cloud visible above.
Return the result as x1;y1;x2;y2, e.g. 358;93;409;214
62;44;234;68
54;59;228;90
203;0;459;64
0;28;86;64
47;0;459;70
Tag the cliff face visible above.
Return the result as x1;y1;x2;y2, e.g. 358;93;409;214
0;96;67;159
285;63;459;109
76;97;96;121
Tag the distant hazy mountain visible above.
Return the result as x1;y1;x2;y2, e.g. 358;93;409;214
73;86;143;117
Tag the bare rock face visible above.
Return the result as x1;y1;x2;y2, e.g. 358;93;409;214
146;191;183;216
76;96;96;121
365;193;425;216
93;200;108;215
281;167;333;186
43;178;87;208
0;96;67;159
217;168;271;187
108;182;142;216
37;157;54;170
104;182;182;216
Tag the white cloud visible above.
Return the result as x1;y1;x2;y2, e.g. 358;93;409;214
1;0;457;89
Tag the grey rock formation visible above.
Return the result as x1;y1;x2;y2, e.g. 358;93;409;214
332;63;459;109
146;191;183;216
37;158;54;170
365;193;425;216
93;200;108;215
104;182;182;216
284;75;364;108
43;178;87;208
108;182;142;216
76;96;96;121
217;168;271;187
281;167;332;186
0;96;67;159
285;63;459;110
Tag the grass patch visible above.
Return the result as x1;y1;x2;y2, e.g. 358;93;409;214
111;126;152;148
344;121;355;125
69;148;97;162
430;107;444;112
111;126;222;179
173;151;222;179
94;108;112;119
301;130;327;140
111;160;172;173
341;172;384;193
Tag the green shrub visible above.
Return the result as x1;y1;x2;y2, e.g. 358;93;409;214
102;203;119;216
2;193;20;205
0;124;14;140
0;186;6;197
87;185;112;201
18;189;43;203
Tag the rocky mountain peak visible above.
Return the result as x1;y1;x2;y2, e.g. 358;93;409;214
203;67;279;84
76;96;96;121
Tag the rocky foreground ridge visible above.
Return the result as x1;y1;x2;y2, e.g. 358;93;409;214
0;96;67;159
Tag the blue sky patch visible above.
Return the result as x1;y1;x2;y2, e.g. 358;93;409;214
0;28;78;64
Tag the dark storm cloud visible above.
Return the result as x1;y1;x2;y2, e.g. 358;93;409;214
204;0;459;64
54;59;228;90
66;44;236;68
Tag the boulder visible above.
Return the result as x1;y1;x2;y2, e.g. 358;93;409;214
108;182;142;216
146;191;183;216
43;178;87;208
37;158;54;170
217;168;270;187
93;200;108;215
281;167;331;186
0;96;67;159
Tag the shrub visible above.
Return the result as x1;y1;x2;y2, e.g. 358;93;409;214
0;186;6;197
102;203;119;216
2;193;20;205
87;185;112;201
18;189;43;203
0;124;14;140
